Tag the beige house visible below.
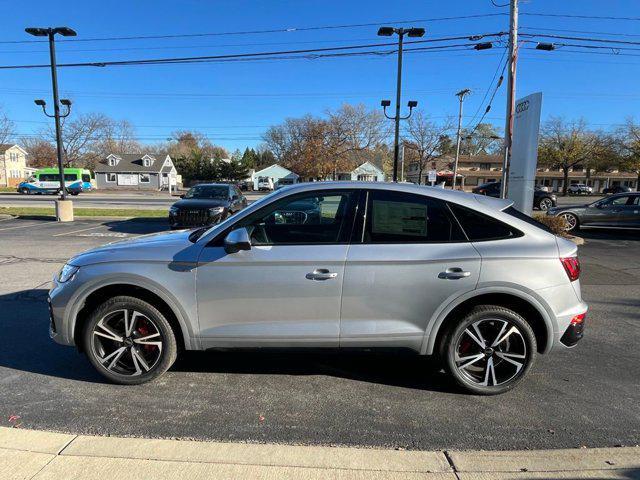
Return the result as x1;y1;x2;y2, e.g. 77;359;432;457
406;154;639;193
0;144;29;187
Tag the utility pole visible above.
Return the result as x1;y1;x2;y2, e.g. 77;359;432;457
377;26;425;182
26;26;76;221
500;0;518;198
452;89;471;190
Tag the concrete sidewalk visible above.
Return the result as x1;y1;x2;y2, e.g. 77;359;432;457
1;427;638;480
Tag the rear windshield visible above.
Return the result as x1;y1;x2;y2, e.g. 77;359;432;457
503;206;554;234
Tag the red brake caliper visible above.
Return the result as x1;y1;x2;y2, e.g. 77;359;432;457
137;320;155;352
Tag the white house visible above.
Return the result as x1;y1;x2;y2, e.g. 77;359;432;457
335;161;385;182
252;164;299;190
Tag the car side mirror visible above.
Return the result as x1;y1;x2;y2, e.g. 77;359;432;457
224;227;251;254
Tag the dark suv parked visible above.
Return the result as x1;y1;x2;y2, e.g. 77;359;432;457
169;183;247;229
472;181;557;210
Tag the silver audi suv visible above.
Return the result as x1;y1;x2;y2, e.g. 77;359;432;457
49;182;587;395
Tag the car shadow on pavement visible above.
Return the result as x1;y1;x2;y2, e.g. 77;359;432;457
102;218;171;235
0;288;458;392
577;229;640;241
173;349;460;394
0;289;104;383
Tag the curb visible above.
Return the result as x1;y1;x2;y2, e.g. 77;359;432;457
0;427;638;479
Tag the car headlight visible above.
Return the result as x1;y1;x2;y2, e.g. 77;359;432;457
58;264;79;283
209;206;225;216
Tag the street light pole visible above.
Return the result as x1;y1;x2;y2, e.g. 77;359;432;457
47;30;66;201
452;89;471;190
26;26;76;221
392;31;404;183
378;26;425;182
500;0;518;199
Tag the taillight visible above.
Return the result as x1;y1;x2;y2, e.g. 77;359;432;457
561;257;581;282
570;312;586;325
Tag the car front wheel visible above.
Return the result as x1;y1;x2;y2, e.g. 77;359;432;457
20;187;30;195
82;296;178;385
444;306;537;395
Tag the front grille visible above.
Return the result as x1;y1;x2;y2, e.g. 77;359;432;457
175;208;210;226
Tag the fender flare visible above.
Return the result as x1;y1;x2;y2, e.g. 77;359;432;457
420;284;556;355
64;273;198;350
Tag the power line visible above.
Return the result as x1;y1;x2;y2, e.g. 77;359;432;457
465;46;508;128
0;14;508;45
520;12;640;21
520;32;640;47
520;26;640;39
0;35;505;70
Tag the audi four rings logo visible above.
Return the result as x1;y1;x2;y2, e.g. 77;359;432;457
515;100;529;114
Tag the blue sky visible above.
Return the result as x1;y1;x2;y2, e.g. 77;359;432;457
1;0;639;152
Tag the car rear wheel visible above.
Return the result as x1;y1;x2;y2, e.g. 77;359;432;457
443;306;537;395
538;197;553;210
559;212;579;232
82;296;178;385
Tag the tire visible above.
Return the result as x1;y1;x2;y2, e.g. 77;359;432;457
559;212;579;232
82;296;178;385
443;305;537;395
20;187;30;195
538;197;553;211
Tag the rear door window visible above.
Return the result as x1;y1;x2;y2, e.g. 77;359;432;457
361;190;465;243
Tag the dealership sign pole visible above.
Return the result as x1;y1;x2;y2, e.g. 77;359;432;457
507;92;543;215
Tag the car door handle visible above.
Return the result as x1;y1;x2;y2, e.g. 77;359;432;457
306;269;338;281
438;267;471;280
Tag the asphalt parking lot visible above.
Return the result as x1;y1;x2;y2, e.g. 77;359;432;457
0;216;638;451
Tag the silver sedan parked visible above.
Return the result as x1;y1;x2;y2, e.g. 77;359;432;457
49;182;587;395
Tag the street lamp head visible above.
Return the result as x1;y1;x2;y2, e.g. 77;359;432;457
407;100;418;108
536;42;556;51
34;99;46;106
380;99;391;107
407;28;425;38
377;26;395;37
474;42;493;51
25;27;49;37
53;27;77;37
60;98;72;106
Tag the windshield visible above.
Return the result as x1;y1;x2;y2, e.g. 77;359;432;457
185;185;228;199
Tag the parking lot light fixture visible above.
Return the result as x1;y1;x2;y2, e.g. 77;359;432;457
26;26;75;213
377;25;426;182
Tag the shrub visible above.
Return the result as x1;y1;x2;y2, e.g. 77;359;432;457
533;214;569;236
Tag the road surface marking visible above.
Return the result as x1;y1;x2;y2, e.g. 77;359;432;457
53;223;112;237
0;222;59;232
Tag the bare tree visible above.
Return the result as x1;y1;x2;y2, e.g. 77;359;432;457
619;118;640;191
537;117;601;196
20;136;56;168
48;113;112;167
263;103;389;180
404;112;454;184
0;107;14;146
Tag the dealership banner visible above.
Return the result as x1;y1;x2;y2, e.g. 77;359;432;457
508;92;543;215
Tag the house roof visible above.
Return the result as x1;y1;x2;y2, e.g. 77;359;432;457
0;144;27;155
94;153;172;173
253;164;299;178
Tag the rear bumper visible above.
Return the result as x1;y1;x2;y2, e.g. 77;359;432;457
560;319;585;347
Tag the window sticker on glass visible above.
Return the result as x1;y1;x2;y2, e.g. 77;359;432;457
372;200;427;236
